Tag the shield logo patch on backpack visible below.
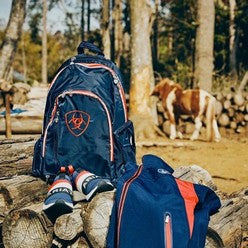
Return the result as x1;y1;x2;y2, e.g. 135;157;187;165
65;110;90;137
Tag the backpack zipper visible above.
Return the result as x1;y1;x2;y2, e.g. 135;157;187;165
164;213;173;248
48;62;127;122
42;90;114;162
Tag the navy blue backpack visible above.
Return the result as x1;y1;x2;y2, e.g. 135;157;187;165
32;41;136;183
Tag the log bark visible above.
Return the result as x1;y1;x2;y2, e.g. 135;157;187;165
173;165;217;191
0;165;246;248
209;190;248;247
0;115;43;134
2;209;53;248
0;138;36;177
0;175;47;222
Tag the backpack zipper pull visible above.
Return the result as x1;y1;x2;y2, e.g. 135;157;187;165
113;74;119;84
165;214;170;224
70;57;76;65
55;110;59;123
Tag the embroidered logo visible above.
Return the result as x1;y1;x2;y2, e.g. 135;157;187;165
157;168;170;175
65;110;90;137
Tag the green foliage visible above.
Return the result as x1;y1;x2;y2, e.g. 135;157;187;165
236;0;248;71
214;3;229;75
1;0;247;91
157;0;196;88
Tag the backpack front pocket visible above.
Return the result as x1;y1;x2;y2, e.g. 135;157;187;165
43;90;114;178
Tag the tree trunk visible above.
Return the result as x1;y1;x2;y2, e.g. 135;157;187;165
101;0;111;59
87;0;91;38
129;0;161;140
152;0;159;66
0;0;26;80
81;0;85;41
21;34;27;84
42;0;47;84
194;0;215;92
229;0;237;81
113;0;123;67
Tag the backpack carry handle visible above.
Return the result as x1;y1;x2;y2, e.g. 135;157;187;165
77;41;104;57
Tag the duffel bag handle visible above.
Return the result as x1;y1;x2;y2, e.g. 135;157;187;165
77;41;104;57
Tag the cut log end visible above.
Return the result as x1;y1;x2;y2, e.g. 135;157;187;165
2;209;53;248
83;191;115;248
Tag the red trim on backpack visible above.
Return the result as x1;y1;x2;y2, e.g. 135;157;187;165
175;179;199;237
117;165;143;247
76;63;128;122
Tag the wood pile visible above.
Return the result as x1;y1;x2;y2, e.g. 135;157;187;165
155;92;248;137
0;80;31;108
0;86;47;134
0;139;247;247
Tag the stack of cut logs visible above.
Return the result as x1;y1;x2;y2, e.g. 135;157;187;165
0;79;31;108
215;92;248;133
0;138;247;248
156;92;248;136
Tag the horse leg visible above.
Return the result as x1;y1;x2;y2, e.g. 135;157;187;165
213;119;221;142
190;116;202;141
175;113;183;139
165;91;177;139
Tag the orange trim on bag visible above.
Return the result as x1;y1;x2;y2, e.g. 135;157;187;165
165;214;172;248
175;179;199;237
117;165;143;247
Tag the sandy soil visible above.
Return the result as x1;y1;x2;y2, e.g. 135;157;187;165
1;131;247;194
136;133;248;194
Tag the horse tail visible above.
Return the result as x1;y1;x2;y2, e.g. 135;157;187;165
206;96;215;141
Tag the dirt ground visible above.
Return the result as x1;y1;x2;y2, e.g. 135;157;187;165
1;130;247;194
136;132;248;194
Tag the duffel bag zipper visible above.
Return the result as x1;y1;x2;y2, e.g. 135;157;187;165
164;213;173;248
42;90;114;162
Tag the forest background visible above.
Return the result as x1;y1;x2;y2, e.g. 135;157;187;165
0;0;247;93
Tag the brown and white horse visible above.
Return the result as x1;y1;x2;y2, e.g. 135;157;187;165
151;78;221;142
